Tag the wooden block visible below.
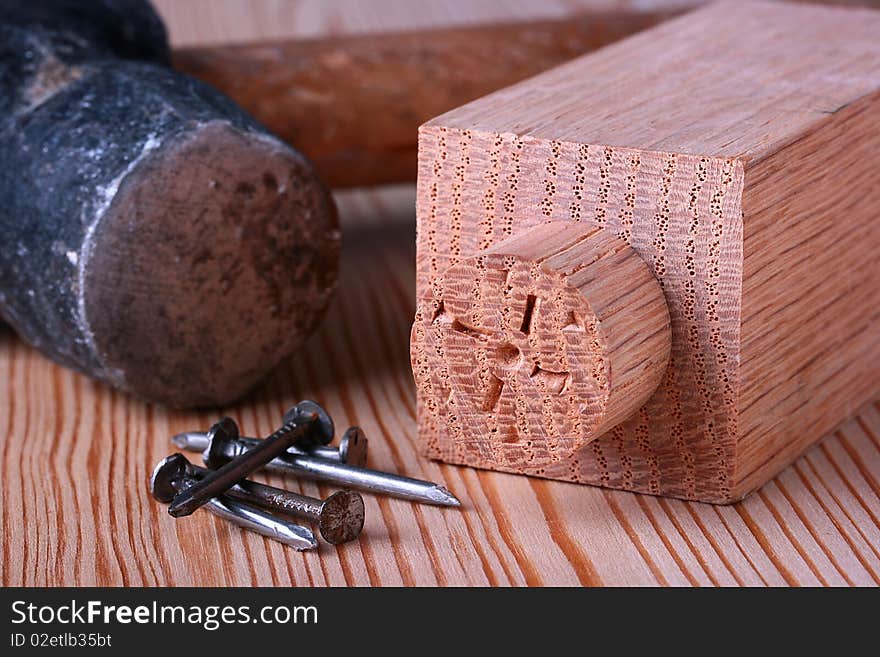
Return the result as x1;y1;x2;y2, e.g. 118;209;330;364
410;0;880;503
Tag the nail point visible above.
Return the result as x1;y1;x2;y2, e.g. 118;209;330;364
429;485;461;507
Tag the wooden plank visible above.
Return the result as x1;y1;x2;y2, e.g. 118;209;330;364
412;0;880;502
1;184;878;586
1;0;878;587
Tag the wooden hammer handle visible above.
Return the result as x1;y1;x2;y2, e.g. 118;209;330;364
173;10;683;188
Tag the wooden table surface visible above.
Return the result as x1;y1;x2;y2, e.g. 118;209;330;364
2;1;878;587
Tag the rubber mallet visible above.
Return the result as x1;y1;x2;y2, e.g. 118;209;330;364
0;0;339;407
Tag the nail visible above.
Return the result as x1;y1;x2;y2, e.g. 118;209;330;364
183;460;364;544
202;427;460;507
282;401;334;447
172;422;368;467
150;455;317;551
337;427;368;467
168;402;323;517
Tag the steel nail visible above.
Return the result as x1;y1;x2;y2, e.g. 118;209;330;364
337;426;368;468
168;402;323;517
150;455;318;551
171;422;368;467
183;461;364;544
202;428;460;507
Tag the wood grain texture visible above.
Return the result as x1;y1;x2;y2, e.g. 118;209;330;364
411;221;671;471
1;0;878;587
414;0;880;502
737;88;880;496
2;185;879;586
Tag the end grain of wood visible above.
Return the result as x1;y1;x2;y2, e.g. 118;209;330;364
411;221;671;470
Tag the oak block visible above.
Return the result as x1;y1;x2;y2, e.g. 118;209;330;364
410;0;880;502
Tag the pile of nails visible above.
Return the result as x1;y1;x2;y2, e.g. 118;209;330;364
150;400;460;550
